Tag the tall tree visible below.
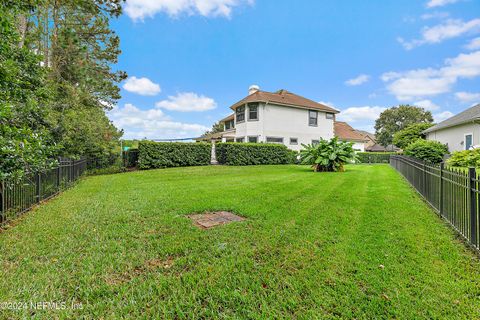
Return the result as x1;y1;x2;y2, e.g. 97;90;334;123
0;1;56;178
375;105;433;147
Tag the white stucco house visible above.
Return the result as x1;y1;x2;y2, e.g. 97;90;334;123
424;104;480;152
199;86;367;151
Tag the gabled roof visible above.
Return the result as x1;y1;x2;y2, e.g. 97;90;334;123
334;121;368;142
366;144;400;152
219;114;234;122
230;89;339;113
424;104;480;133
356;130;376;141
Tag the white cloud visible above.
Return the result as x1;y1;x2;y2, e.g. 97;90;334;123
345;74;370;86
413;99;440;111
123;76;161;96
455;91;480;103
421;11;450;20
318;101;339;111
426;0;460;8
399;18;480;50
124;0;254;21
155;92;217;112
337;106;387;123
433;111;454;122
108;103;209;139
382;50;480;100
465;37;480;50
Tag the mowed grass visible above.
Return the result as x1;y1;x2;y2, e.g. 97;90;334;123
0;165;479;318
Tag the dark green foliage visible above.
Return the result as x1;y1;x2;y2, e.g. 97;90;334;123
216;143;296;166
375;105;434;147
404;140;448;164
392;123;434;149
447;149;480;168
138;141;211;169
300;137;358;172
357;152;395;164
123;149;139;168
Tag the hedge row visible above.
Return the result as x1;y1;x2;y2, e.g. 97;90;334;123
216;143;297;166
357;152;395;164
138;141;211;169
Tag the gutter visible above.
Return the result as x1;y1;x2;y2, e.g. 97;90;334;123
423;117;480;134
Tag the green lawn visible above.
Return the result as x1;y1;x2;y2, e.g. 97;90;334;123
1;165;479;318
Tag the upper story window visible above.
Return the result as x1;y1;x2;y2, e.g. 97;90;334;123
326;113;334;120
224;120;234;130
248;103;258;121
309;110;318;126
236;105;245;123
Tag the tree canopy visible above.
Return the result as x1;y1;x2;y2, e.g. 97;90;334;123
374;105;433;147
392;123;434;149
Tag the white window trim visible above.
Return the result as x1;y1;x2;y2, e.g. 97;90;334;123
308;110;318;127
290;138;298;145
248;136;259;143
464;133;473;150
247;103;259;121
266;136;284;144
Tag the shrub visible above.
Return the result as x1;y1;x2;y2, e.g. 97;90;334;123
300;137;358;172
447;149;480;167
216;143;296;165
392;123;434;149
357;152;395;164
138;141;211;169
123;149;139;167
404;140;448;164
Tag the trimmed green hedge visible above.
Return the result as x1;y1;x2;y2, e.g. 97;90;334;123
138;141;211;169
216;143;297;165
357;152;395;164
122;149;139;167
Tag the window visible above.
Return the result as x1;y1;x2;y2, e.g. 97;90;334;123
248;103;258;121
465;134;473;150
236;137;244;143
236;105;245;123
224;120;234;130
248;136;258;143
266;137;284;144
309;110;318;126
290;138;298;145
326;113;334;120
312;140;320;145
226;138;234;142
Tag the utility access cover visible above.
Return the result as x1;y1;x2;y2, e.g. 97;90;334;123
187;211;245;229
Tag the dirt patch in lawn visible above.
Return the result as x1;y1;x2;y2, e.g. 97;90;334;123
187;211;245;229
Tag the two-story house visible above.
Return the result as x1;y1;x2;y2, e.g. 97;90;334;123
199;86;367;151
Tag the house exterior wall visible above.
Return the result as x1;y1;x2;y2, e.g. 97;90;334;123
349;141;365;152
425;122;480;152
234;103;334;151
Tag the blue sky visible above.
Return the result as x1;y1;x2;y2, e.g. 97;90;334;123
108;0;480;139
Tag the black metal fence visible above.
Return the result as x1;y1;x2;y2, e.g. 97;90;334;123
0;158;89;226
390;155;479;252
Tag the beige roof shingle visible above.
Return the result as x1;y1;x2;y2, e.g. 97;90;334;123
230;89;339;113
334;121;368;142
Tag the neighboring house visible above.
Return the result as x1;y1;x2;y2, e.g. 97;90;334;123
356;130;377;149
198;86;368;151
366;144;401;152
424;104;480;152
334;121;368;152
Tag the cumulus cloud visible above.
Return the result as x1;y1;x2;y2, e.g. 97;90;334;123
345;74;370;86
108;103;209;139
124;0;254;21
433;111;454;122
455;91;480;103
382;50;480;100
123;76;161;96
426;0;460;8
465;37;480;50
155;92;217;112
337;106;387;123
421;11;450;20
398;18;480;50
413;99;440;111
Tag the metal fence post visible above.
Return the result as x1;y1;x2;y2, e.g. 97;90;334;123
0;180;4;224
469;167;477;245
423;161;427;196
440;162;444;217
35;172;41;203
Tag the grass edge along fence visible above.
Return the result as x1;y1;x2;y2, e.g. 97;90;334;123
0;158;93;227
390;155;479;253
